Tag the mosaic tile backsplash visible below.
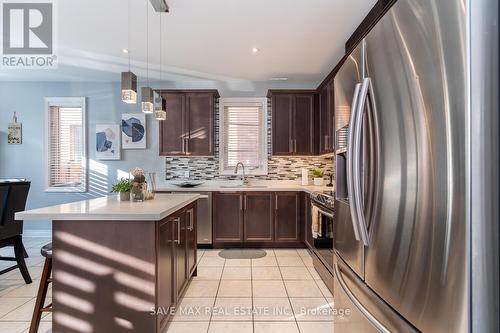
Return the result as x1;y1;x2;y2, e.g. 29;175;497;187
165;98;334;181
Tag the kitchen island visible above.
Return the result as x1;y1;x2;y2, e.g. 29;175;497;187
15;193;199;333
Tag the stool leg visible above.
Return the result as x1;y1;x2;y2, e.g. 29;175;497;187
29;258;52;333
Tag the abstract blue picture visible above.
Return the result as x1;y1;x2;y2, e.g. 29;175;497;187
95;124;120;160
121;113;146;149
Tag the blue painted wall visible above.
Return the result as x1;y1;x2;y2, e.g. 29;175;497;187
0;80;315;231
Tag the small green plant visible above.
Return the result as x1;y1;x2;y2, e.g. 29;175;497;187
111;178;132;193
311;168;324;178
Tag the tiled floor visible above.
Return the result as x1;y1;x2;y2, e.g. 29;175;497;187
1;239;334;333
167;248;335;333
0;236;52;333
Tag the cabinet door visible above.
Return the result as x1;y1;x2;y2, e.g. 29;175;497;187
275;192;301;242
157;221;174;329
304;195;314;249
328;80;335;151
160;93;187;155
293;94;315;154
319;86;330;154
186;205;197;276
213;193;244;243
186;93;214;156
174;213;188;299
272;94;293;155
244;192;274;242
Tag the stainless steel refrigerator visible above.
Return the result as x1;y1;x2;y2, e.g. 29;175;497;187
333;0;499;332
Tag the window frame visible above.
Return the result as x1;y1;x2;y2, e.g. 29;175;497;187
44;97;87;193
218;97;268;176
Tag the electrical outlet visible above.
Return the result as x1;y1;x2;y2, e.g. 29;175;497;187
184;170;190;178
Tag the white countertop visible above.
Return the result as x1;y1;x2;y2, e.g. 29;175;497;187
15;193;200;221
155;180;334;194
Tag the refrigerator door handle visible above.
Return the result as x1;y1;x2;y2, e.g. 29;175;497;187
347;83;363;241
334;263;391;333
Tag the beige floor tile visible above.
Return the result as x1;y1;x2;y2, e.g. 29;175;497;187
211;298;252;321
251;257;278;267
315;279;333;298
208;321;253;333
0;321;30;333
296;249;313;258
221;267;251;280
172;297;214;321
25;257;46;267
41;313;52;322
183;280;219;298
261;249;276;257
4;281;51;298
280;267;313;280
4;266;44;280
273;249;300;257
202;250;221;257
26;321;52;333
224;259;251;267
252;280;287;298
253;298;294;321
306;266;322;280
0;298;50;321
300;256;315;267
284;280;323;298
217;280;252;297
326;297;334;308
198;256;225;267
276;257;305;267
297;321;334;333
252;266;282;280
0;297;32;318
192;266;223;280
166;321;210;333
0;280;28;297
289;297;333;321
254;321;299;333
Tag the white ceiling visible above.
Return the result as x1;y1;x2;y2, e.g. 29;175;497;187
0;0;376;85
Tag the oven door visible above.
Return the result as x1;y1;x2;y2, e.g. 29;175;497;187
311;202;334;271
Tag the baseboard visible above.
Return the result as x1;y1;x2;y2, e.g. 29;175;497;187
23;230;52;238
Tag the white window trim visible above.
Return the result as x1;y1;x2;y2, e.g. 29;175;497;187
219;97;268;176
44;97;87;193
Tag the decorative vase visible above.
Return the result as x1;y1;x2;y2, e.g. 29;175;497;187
145;172;156;200
313;178;324;186
131;184;144;202
119;192;130;201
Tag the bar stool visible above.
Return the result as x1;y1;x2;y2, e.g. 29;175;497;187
29;243;52;333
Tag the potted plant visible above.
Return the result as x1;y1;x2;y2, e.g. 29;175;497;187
312;168;324;186
111;178;132;201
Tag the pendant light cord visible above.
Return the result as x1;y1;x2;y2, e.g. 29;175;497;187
127;0;131;71
146;0;149;86
159;12;162;82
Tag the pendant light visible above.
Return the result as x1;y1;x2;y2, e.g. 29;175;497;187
141;0;154;114
121;0;137;104
155;11;167;121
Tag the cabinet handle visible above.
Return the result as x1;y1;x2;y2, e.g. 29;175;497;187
188;209;194;231
289;139;293;152
294;139;297;152
244;196;247;210
240;195;243;211
182;137;185;153
186;138;189;153
174;217;181;243
275;195;278;210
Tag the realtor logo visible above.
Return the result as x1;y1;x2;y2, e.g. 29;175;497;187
1;0;57;68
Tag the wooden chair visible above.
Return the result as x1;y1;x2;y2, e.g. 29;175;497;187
0;180;31;284
29;243;52;333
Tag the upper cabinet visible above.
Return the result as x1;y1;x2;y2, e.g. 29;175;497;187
159;90;219;156
318;80;335;154
268;90;318;156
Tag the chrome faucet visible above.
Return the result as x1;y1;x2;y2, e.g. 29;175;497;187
234;162;248;185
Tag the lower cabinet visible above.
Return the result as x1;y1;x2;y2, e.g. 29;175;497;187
157;201;198;332
275;192;302;242
304;194;314;249
213;191;303;247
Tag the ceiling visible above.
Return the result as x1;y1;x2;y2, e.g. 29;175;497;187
0;0;376;85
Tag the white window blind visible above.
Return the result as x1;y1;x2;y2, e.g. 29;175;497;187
45;98;87;192
219;98;267;175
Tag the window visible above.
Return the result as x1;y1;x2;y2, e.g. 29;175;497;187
44;97;87;192
219;98;268;175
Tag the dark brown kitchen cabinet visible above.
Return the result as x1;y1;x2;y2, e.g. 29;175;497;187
243;192;274;242
159;90;219;156
213;192;244;243
157;220;174;330
173;211;188;300
275;192;301;242
304;194;314;249
319;80;335;154
269;90;317;155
